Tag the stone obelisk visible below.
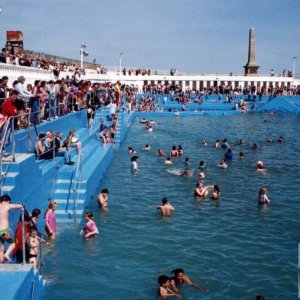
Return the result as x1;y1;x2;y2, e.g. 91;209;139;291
244;27;260;76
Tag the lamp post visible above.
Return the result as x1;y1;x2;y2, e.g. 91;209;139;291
80;43;88;69
293;56;297;78
119;52;123;74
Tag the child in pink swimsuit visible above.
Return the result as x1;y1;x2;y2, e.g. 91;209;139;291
80;212;99;239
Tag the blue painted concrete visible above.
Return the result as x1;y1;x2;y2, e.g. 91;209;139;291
0;264;45;300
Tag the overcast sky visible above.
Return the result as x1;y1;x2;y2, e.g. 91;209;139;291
0;0;299;75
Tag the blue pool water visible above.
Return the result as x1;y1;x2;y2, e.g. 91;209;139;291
43;113;300;300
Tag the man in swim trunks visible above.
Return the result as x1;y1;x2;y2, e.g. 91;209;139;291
0;195;23;263
156;197;175;217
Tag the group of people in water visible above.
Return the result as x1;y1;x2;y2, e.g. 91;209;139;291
157;268;208;298
133;117;280;216
68;115;279;299
0;196;54;268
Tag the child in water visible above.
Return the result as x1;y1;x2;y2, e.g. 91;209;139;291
258;187;271;205
164;157;173;165
256;161;267;173
157;275;179;298
131;156;139;172
27;228;48;269
80;212;99;239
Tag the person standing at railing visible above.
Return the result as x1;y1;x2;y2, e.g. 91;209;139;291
15;76;35;124
37;81;48;121
31;80;42;124
0;90;19;149
0;90;18;118
0;76;9;105
54;80;62;116
46;80;57;119
27;227;48;269
114;81;121;106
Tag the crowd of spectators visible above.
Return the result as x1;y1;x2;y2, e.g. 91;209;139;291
142;82;300;96
0;73;134;131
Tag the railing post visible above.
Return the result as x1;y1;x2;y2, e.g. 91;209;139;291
27;113;31;153
21;206;26;265
11;118;16;162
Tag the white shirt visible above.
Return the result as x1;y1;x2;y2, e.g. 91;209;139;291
107;102;117;115
131;161;138;172
15;82;32;98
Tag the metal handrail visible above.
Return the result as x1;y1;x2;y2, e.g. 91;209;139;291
48;165;60;202
0;116;16;191
21;207;26;265
30;281;35;300
71;153;83;222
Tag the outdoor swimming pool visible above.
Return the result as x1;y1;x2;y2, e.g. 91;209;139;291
43;113;300;300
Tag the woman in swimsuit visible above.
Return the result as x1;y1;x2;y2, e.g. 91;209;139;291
194;183;208;198
170;268;208;294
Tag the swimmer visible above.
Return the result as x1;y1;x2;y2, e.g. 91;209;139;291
184;157;190;166
80;211;99;239
221;138;230;149
266;138;273;144
224;148;233;160
157;149;166;157
170;146;179;157
139;117;147;123
215;139;222;148
128;147;136;154
268;112;276;116
170;268;208;294
145;121;153;131
157;275;179;298
177;145;183;156
181;168;192;176
202;139;208;146
239;152;244;159
238;139;245;145
193;183;208;198
206;185;220;200
97;188;109;209
143;144;151;151
256;161;267;173
149;119;157;125
131;155;139;172
217;159;227;169
156;197;175;217
165;157;173;165
252;143;258;150
198;172;205;180
199;160;206;171
278;136;285;143
258;187;271;205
